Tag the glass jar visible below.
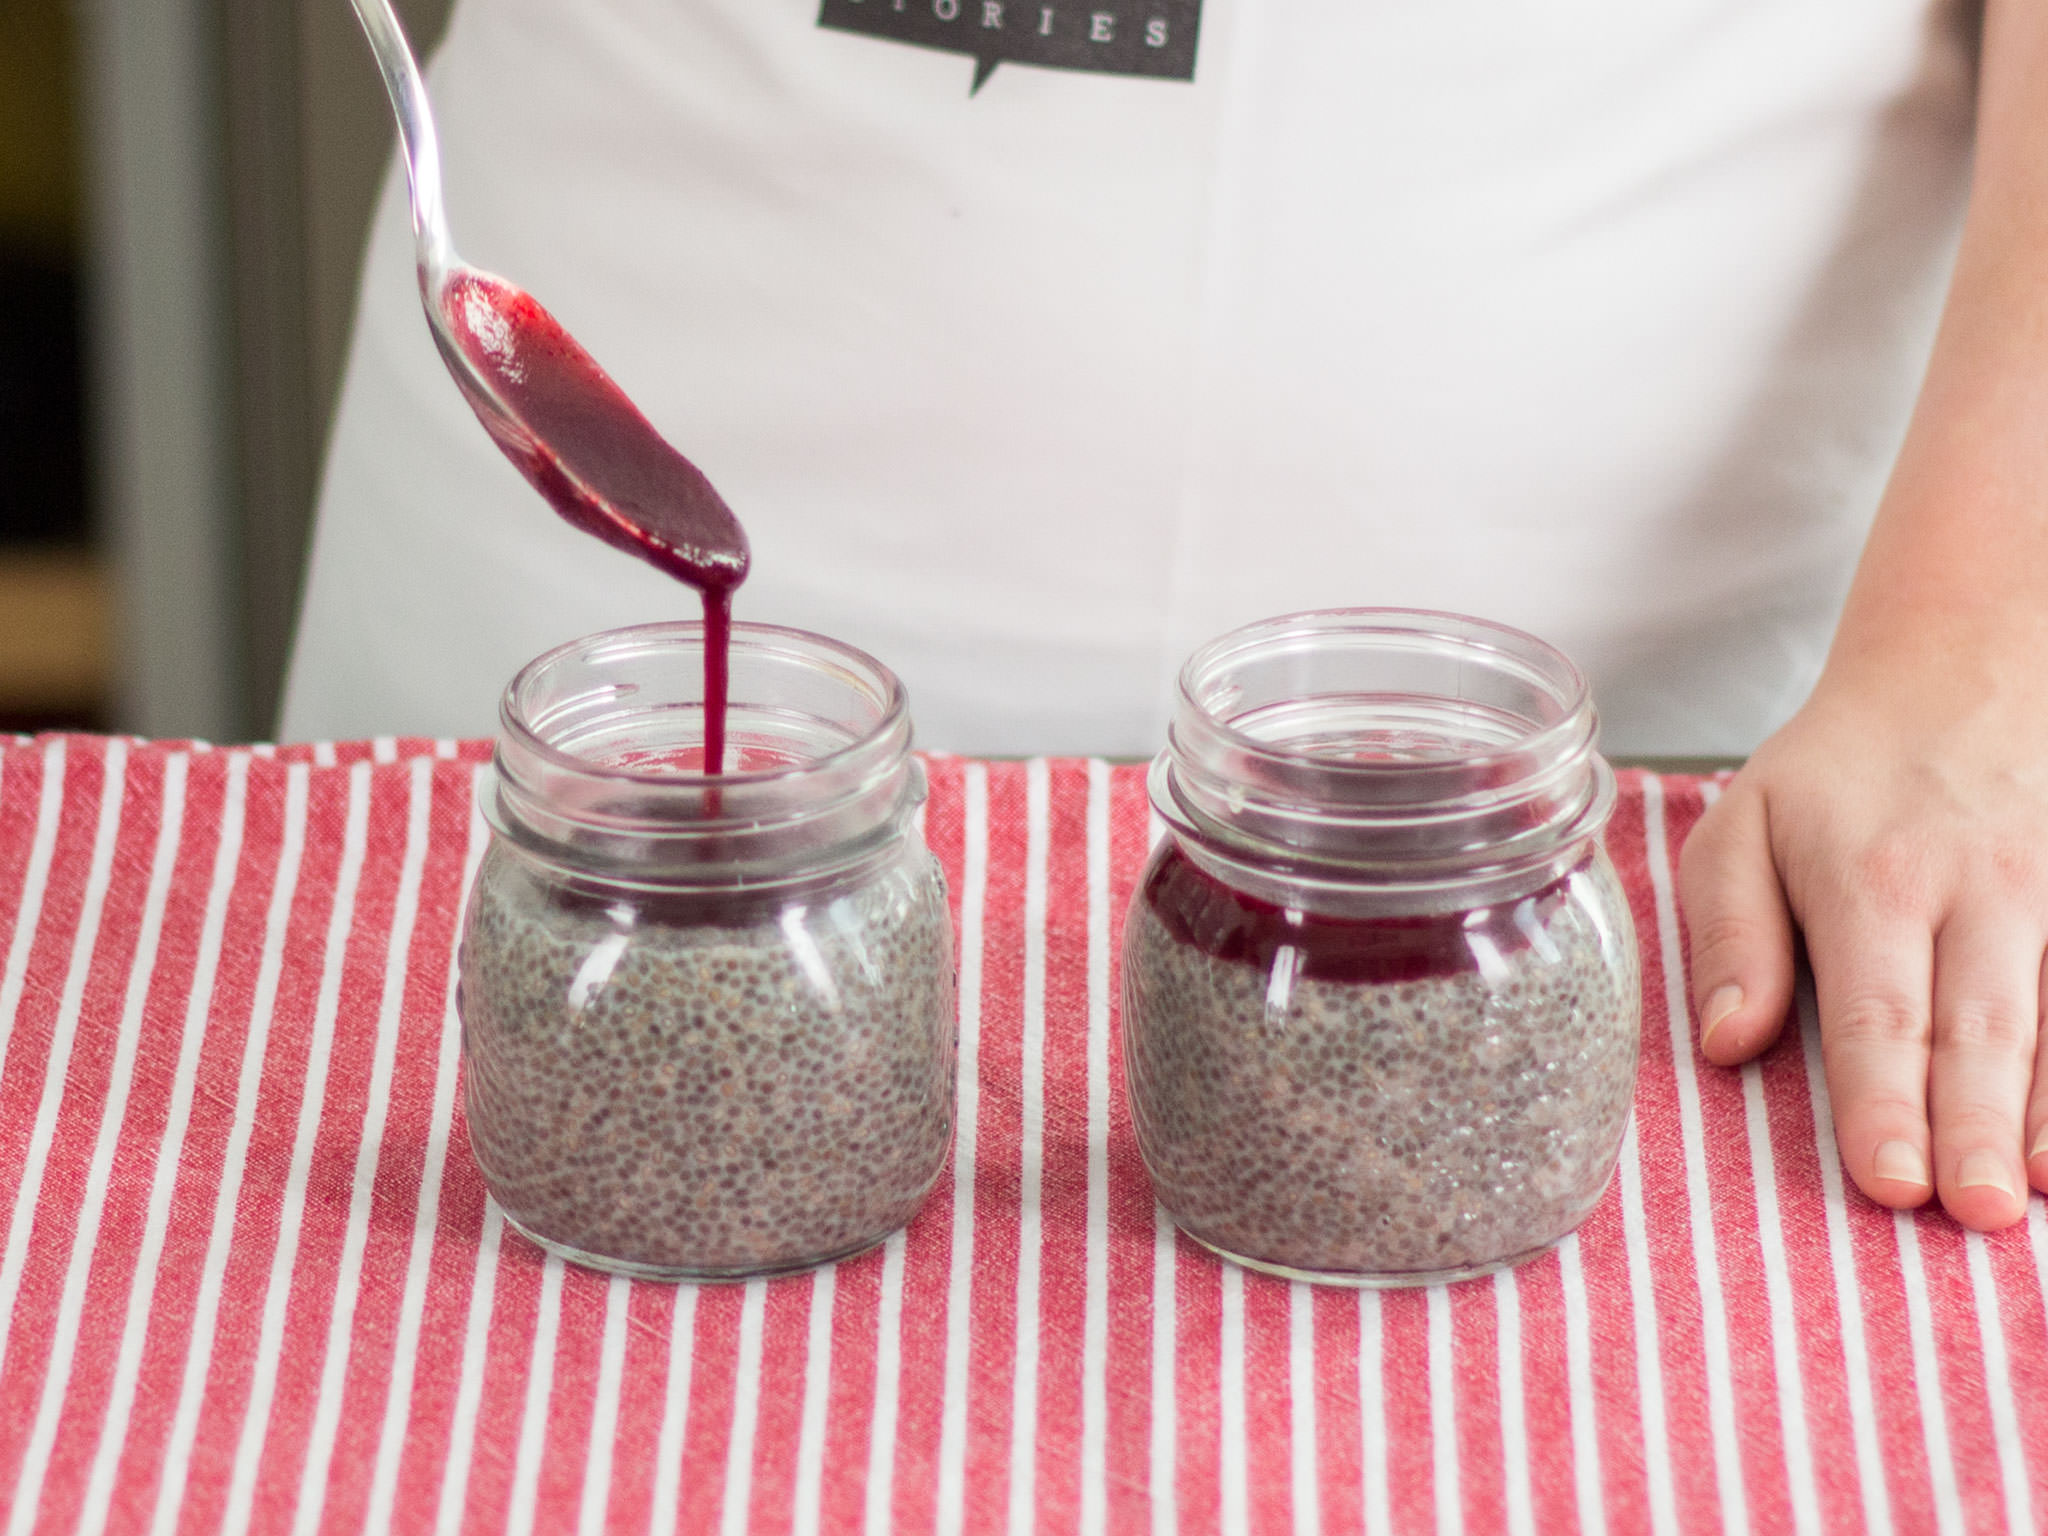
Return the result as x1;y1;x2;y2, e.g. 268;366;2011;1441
458;621;956;1281
1122;610;1640;1287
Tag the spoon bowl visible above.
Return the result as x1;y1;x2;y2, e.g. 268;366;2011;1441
345;0;750;597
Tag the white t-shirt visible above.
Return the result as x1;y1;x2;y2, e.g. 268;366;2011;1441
283;0;1977;756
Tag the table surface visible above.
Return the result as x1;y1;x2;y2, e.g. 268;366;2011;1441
0;735;2044;1536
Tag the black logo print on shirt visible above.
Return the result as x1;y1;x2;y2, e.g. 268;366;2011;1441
818;0;1201;94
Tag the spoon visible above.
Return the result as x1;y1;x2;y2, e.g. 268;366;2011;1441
347;0;750;765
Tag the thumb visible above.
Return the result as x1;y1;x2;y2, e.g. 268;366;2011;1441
1676;782;1799;1065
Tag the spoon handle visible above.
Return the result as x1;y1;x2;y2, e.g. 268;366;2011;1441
348;0;454;285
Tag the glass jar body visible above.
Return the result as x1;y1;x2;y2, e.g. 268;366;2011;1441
1121;609;1642;1287
461;839;955;1280
456;621;956;1281
1122;837;1638;1285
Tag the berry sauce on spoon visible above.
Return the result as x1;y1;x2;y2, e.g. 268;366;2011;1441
441;270;751;775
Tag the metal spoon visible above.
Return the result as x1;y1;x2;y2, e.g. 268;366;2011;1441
345;0;515;446
344;0;749;594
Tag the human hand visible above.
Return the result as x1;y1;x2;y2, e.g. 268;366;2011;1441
1676;654;2048;1230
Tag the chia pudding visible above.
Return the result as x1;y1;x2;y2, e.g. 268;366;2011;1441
1122;841;1639;1284
460;841;956;1279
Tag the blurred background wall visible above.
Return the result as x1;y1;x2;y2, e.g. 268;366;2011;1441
0;0;97;732
1;0;450;741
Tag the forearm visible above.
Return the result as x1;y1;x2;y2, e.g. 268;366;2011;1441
1830;0;2048;680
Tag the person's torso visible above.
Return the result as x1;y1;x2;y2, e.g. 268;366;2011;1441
286;0;1978;754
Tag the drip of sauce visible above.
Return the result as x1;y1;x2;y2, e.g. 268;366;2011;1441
441;271;750;774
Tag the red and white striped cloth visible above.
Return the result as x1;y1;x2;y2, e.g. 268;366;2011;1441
1;735;2045;1535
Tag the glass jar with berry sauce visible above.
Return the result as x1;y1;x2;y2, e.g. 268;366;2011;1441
458;621;956;1281
1121;609;1641;1286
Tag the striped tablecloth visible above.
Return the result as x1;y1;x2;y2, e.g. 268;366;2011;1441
1;734;2045;1535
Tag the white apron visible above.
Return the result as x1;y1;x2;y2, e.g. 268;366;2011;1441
283;0;1977;755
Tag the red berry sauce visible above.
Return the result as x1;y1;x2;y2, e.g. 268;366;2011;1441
442;270;750;774
1139;841;1581;985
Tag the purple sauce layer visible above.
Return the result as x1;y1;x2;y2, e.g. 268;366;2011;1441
1139;842;1582;985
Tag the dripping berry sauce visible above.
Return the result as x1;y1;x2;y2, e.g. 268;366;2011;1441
441;270;750;775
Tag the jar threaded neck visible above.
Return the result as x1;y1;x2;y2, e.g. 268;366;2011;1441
1154;608;1615;910
488;620;922;890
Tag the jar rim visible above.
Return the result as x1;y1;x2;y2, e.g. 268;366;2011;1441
1156;607;1612;907
501;618;909;786
489;620;923;891
1174;606;1592;778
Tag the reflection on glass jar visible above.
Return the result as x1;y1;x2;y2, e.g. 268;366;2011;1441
459;622;956;1281
1122;609;1641;1287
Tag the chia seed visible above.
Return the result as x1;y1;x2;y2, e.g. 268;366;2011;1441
1122;843;1640;1283
459;842;956;1279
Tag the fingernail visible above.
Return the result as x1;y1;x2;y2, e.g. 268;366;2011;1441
1958;1150;2018;1200
1699;984;1744;1053
1873;1140;1930;1186
2031;1127;2048;1164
